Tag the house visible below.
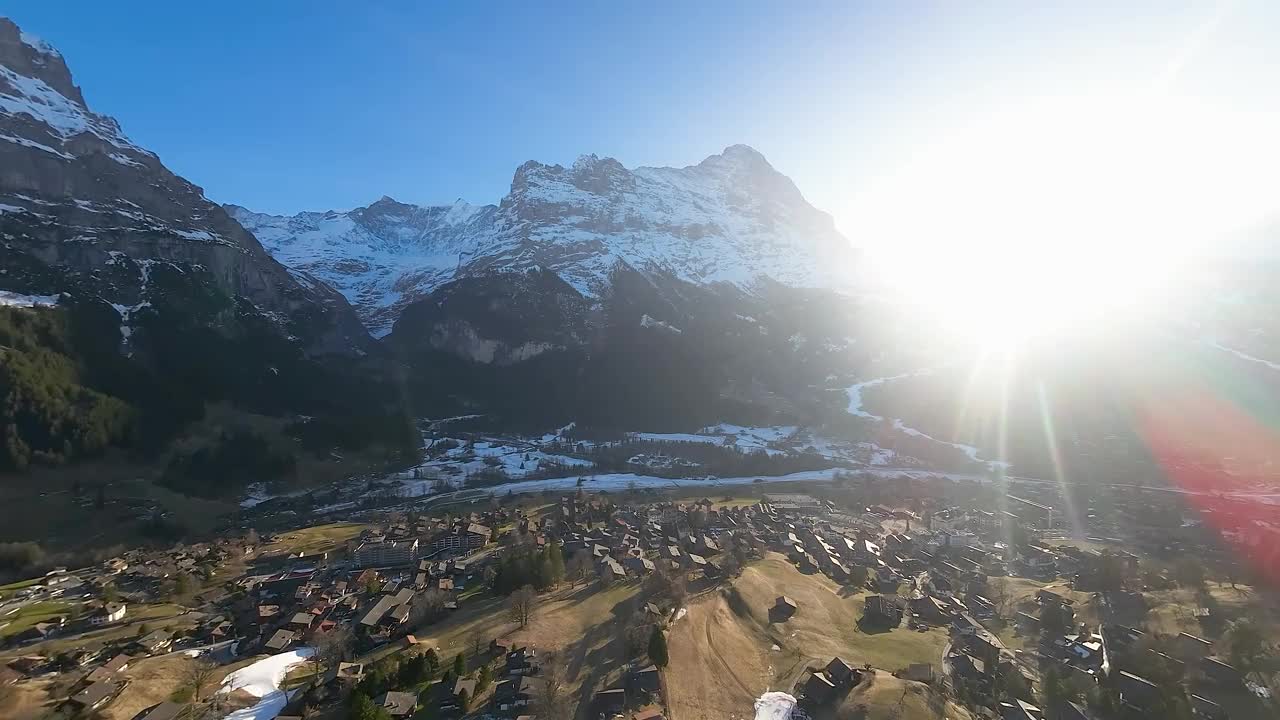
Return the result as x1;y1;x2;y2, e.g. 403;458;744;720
495;674;545;711
861;595;903;627
1177;632;1213;662
772;596;798;621
69;681;120;712
1200;657;1243;687
951;653;988;685
376;690;418;718
507;647;540;676
449;677;477;707
801;671;837;704
824;657;856;686
594;688;627;714
86;654;131;683
999;699;1043;720
139;700;186;720
631;664;661;693
1190;694;1226;719
88;602;127;626
135;629;174;654
624;557;655;575
289;612;314;631
265;629;297;651
1115;671;1159;710
911;596;953;624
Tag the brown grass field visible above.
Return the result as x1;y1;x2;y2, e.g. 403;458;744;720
664;553;951;720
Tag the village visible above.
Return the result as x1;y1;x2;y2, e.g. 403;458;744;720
0;472;1277;720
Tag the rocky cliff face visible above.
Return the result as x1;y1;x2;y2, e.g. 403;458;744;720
0;18;369;354
233;145;858;338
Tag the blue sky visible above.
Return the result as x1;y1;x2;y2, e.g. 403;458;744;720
5;1;1277;245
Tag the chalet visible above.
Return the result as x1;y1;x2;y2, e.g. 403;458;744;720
376;690;418;718
360;595;399;628
69;681;120;712
86;654;131;683
507;647;539;676
1115;671;1159;710
495;674;545;711
599;558;626;581
911;596;953;624
594;688;627;714
1190;694;1226;720
773;596;799;621
951;653;989;687
684;553;708;569
135;629;174;654
1176;632;1213;662
1200;657;1243;687
631;664;661;693
138;701;186;720
999;699;1043;720
624;557;656;575
289;612;314;631
450;677;477;707
801;671;837;704
88;602;127;626
265;629;297;651
861;595;903;627
824;657;856;686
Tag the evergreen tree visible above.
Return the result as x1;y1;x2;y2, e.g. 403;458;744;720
453;652;466;677
477;663;492;691
648;626;669;667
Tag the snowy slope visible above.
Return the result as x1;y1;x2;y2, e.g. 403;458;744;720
0;18;370;353
229;197;496;336
232;145;858;335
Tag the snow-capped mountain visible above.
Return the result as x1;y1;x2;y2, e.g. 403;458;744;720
0;18;368;353
231;145;857;336
228;197;496;336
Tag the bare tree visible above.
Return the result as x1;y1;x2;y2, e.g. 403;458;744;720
311;625;353;678
508;584;536;628
537;652;573;720
182;657;219;714
410;588;447;628
567;550;593;588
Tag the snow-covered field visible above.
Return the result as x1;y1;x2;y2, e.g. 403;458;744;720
0;290;58;307
218;648;314;720
754;691;798;720
395;437;595;495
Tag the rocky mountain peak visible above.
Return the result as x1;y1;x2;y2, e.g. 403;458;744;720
0;19;84;106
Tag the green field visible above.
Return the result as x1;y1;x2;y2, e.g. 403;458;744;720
0;600;78;639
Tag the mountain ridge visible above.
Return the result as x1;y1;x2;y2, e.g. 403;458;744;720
230;144;859;336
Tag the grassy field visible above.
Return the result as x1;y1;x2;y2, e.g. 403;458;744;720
0;603;195;657
259;522;369;558
807;670;974;720
0;600;79;639
364;580;642;719
665;553;951;720
0;577;43;599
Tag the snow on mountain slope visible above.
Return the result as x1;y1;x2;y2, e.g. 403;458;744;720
229;197;496;336
0;18;369;354
232;145;858;336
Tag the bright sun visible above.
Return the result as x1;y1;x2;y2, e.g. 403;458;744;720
849;96;1274;345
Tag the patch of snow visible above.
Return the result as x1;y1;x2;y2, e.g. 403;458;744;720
19;30;61;58
0;132;73;159
0;290;59;307
640;314;682;334
218;648;314;720
754;691;797;720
